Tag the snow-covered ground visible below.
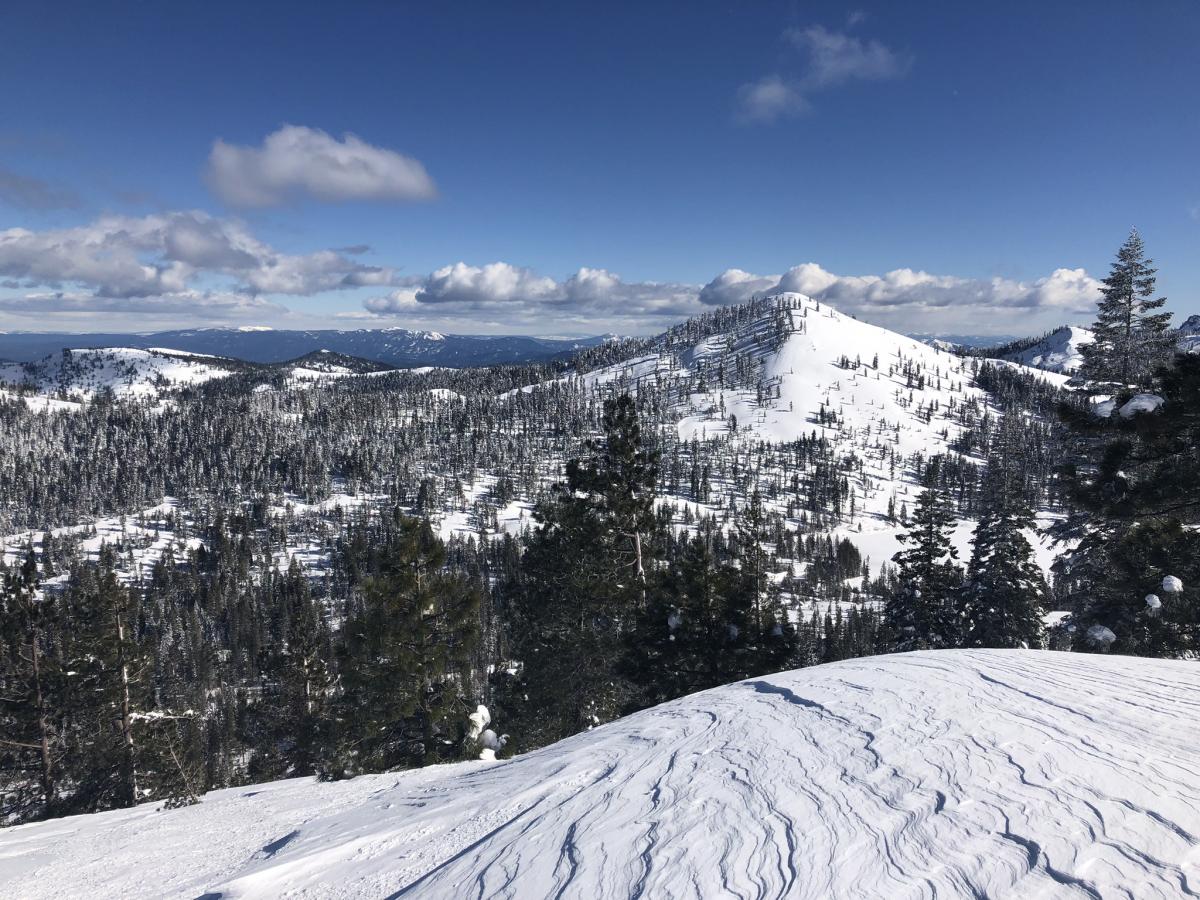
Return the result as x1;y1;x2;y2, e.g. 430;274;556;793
0;347;236;402
4;650;1199;899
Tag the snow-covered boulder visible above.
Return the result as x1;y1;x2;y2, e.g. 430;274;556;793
1119;393;1165;418
6;651;1200;899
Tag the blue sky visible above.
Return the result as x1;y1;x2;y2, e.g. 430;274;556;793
1;1;1197;336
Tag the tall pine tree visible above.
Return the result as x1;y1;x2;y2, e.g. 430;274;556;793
326;514;480;776
1077;229;1173;391
505;393;659;748
884;458;963;651
0;553;63;822
960;457;1048;649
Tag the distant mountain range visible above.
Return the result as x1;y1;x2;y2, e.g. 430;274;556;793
0;327;612;367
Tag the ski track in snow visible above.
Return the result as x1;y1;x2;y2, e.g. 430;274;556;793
3;650;1200;899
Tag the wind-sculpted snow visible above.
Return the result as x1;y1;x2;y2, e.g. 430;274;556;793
4;650;1200;898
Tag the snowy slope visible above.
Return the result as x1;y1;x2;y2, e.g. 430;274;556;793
1179;315;1200;354
561;293;1045;456
0;347;238;401
998;326;1093;374
4;650;1200;899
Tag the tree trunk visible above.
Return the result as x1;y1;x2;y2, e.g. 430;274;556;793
28;629;54;816
114;607;139;807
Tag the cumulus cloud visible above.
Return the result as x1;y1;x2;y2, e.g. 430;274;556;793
0;211;393;319
697;268;781;306
415;261;559;306
363;261;698;330
0;167;82;211
738;24;910;122
698;262;1101;332
206;125;436;208
362;258;1100;334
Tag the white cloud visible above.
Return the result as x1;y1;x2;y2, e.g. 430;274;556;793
415;261;559;306
736;77;809;123
363;262;698;330
700;262;1101;332
0;289;284;318
738;24;910;122
697;268;780;306
786;25;909;88
206;125;436;208
0;211;393;320
362;259;1100;335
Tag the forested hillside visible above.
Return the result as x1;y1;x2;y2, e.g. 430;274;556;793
2;232;1196;823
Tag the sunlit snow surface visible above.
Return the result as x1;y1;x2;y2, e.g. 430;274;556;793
3;650;1200;899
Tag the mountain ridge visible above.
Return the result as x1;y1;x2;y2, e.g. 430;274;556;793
0;327;609;367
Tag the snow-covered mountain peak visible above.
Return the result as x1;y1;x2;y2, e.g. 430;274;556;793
994;325;1094;374
565;292;1005;456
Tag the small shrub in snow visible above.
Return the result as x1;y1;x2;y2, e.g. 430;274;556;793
1086;624;1117;649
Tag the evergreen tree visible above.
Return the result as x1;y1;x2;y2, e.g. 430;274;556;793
726;491;796;677
960;460;1047;649
252;560;333;778
1065;354;1200;654
884;458;963;651
621;532;734;707
69;563;146;810
506;393;659;748
1078;229;1173;391
326;515;479;777
0;553;63;821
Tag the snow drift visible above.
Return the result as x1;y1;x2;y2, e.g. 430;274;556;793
4;650;1200;899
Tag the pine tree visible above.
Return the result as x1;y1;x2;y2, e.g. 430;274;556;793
252;560;333;779
0;553;63;822
884;458;963;651
727;491;796;677
960;460;1047;649
1078;229;1173;391
327;515;480;777
621;532;733;707
568;393;660;603
1066;354;1200;654
506;393;659;747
